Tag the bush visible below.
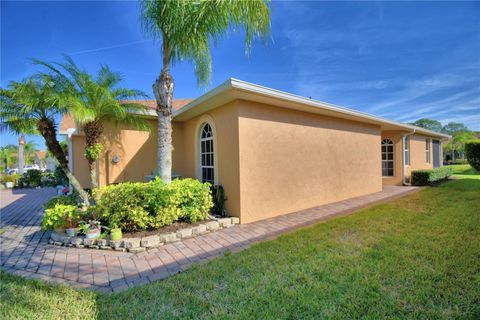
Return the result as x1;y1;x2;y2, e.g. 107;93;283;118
0;173;21;186
18;169;43;188
465;141;480;171
43;193;79;210
453;159;469;165
95;178;213;232
53;166;68;186
41;204;79;230
412;167;453;186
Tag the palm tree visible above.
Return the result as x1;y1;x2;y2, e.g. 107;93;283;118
36;57;150;190
0;144;16;170
0;75;90;205
139;0;271;183
24;140;38;165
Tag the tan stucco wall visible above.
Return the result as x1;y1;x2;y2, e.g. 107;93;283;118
236;100;383;224
71;136;90;189
179;101;241;217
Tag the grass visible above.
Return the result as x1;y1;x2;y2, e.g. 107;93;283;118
1;179;480;319
449;164;480;179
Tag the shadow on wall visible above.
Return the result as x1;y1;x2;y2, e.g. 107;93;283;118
101;120;158;186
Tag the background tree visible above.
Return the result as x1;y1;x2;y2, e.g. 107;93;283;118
444;131;477;161
140;0;271;183
0;144;17;171
409;118;443;132
0;75;90;205
24;140;38;165
37;57;149;190
442;122;469;135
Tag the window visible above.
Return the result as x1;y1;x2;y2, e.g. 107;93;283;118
404;136;410;166
382;139;394;177
200;123;214;183
426;139;431;163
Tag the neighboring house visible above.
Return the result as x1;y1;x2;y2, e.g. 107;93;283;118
34;150;57;171
60;79;450;224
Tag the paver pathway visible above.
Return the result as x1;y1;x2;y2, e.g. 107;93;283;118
1;186;419;293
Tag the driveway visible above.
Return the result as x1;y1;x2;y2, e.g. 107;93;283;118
0;186;419;293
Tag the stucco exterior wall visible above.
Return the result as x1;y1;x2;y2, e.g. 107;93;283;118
405;134;435;178
237;100;383;224
179;101;241;217
71;136;90;189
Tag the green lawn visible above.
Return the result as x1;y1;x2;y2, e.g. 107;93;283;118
449;164;480;179
2;179;480;319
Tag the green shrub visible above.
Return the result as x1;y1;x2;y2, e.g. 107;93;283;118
18;169;43;187
453;159;469;165
43;194;79;210
41;204;79;230
412;167;453;186
0;173;20;186
95;178;213;232
465;141;480;171
210;185;227;217
53;166;68;186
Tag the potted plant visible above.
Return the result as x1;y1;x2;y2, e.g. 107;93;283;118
65;217;78;237
110;224;122;241
79;220;102;239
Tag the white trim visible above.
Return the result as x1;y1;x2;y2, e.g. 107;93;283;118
194;115;218;185
401;130;415;185
426;138;431;163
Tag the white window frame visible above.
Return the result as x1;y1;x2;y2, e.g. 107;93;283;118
200;123;215;184
381;139;394;177
195;115;218;185
404;136;410;166
426;138;431;163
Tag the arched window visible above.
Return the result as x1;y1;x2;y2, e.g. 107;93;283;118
200;123;215;183
382;139;394;177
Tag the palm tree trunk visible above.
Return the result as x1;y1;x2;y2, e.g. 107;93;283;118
153;68;174;184
18;134;25;175
37;119;90;206
83;121;103;190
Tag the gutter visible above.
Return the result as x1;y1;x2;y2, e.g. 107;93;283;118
401;129;416;186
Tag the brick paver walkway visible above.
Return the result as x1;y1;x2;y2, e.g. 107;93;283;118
1;186;419;293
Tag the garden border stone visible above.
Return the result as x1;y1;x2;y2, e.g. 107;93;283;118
48;217;240;253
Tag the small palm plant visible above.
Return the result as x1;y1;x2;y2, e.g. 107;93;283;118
0;75;90;205
140;0;271;183
36;57;150;190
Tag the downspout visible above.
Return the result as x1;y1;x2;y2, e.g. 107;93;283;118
401;129;416;186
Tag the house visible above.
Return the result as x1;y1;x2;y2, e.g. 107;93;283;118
34;150;57;171
60;78;450;224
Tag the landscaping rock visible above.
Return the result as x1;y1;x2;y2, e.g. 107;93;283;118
128;247;145;253
89;245;99;249
100;246;112;250
53;241;63;246
123;238;141;249
114;247;126;252
140;235;160;248
192;224;207;235
176;228;193;239
83;238;96;247
218;218;232;228
109;240;124;249
70;236;84;246
51;231;70;243
206;221;220;231
97;239;109;247
75;244;85;248
160;233;178;243
231;217;240;225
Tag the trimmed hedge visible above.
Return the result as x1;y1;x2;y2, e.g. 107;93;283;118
412;167;453;186
465;141;480;171
94;178;213;232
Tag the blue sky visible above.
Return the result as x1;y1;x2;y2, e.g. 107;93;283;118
1;1;479;149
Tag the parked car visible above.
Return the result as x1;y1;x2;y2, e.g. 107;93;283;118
6;164;41;175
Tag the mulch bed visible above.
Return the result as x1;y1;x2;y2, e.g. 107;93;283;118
122;219;211;238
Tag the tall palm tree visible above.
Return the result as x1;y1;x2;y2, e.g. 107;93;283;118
36;57;150;190
140;0;271;183
0;144;16;170
0;75;90;205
